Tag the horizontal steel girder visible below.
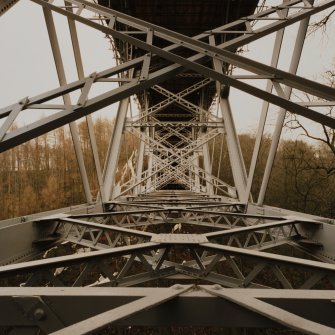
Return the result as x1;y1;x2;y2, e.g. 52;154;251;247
1;286;335;333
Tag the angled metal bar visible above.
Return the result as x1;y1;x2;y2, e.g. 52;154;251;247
209;34;248;201
0;57;140;118
202;242;335;275
72;262;94;287
150;85;217;120
22;0;334;100
272;265;293;289
134;133;146;195
102;98;129;200
0;97;28;141
132;125;227;194
242;262;267;287
139;30;153;81
2;3;335;151
2;286;335;329
119;128;222;196
117;254;136;280
0;242;159;277
43;7;93;203
245;2;289;200
32;0;335;101
257;10;311;205
202;138;214;196
202;286;335;335
60;217;154;238
135;78;212;122
42;0;334;73
50;285;192;334
204;219;298;239
300;271;327;289
55;218;154;244
183;209;285;220
198;89;215;195
69;208;167;218
77;74;96;106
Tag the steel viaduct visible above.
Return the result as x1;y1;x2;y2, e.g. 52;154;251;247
1;0;335;334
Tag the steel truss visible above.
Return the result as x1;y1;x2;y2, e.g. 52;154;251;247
1;0;335;334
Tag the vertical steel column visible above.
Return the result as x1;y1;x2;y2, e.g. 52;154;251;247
146;123;155;191
146;150;153;191
43;8;93;203
210;36;248;201
152;152;157;192
199;92;214;195
193;152;201;193
135;132;145;195
66;4;106;202
102;98;129;200
257;11;311;205
218;97;248;200
245;4;289;200
202;139;214;196
135;93;149;195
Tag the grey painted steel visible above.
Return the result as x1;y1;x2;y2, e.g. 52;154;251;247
0;203;103;265
1;287;335;330
134;132;145;195
1;0;335;332
0;0;19;16
219;97;248;200
0;97;28;141
0;215;332;289
66;6;106;202
202;286;335;335
0;242;159;276
32;0;335;101
51;285;192;334
102;98;129;200
257;11;311;205
125;82;229;194
0;220;58;266
0;0;335;153
245;4;288;200
204;219;301;239
119;128;222;196
1;286;335;330
43;7;93;204
210;35;248;201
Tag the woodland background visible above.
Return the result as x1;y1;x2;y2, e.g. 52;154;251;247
1;117;335;220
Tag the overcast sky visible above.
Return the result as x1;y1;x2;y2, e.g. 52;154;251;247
0;0;334;138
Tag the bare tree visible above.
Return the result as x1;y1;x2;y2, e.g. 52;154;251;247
308;8;335;34
285;68;335;161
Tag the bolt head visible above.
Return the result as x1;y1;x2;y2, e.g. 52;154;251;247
212;284;222;290
173;284;183;290
34;308;46;321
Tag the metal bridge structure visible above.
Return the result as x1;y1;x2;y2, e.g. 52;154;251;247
1;0;335;333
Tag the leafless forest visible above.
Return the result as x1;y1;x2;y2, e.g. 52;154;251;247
1;118;335;220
